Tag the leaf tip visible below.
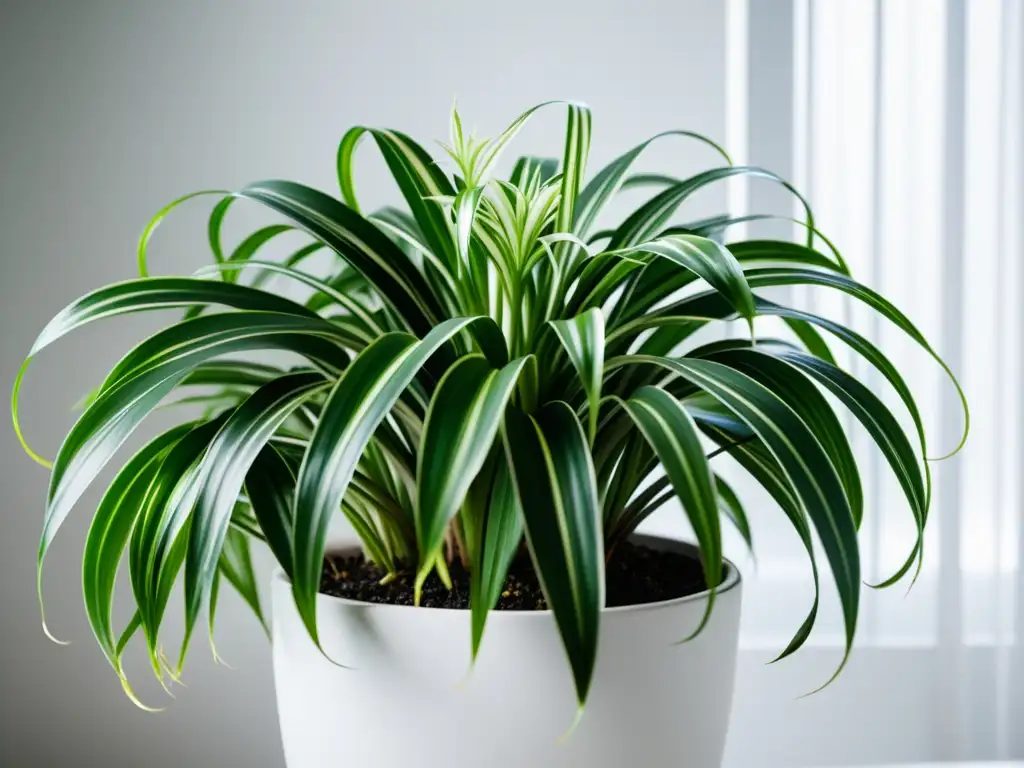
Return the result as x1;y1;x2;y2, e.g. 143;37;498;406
38;580;69;646
556;705;586;745
40;617;71;647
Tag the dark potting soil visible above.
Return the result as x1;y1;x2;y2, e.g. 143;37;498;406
319;541;709;610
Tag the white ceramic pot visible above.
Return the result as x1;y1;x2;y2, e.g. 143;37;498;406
272;535;742;768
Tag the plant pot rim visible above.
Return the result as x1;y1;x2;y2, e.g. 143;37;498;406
273;533;741;618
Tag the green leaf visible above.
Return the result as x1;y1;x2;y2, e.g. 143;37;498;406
220;224;295;282
413;355;531;593
552;103;592;263
37;313;350;625
337;127;458;274
687;397;821;662
550;308;605;444
291;316;505;644
22;277;318;361
239;180;447;337
620;386;721;638
193;260;383;341
181;372;328;664
138;190;228;276
703;346;863;529
129;417;227;676
615;234;755;330
248;241;326;291
246;446;298;578
607;166;813;250
574;130;731;239
783;317;836;365
179;361;285;390
763;345;928;582
745;267;968;457
610;355;860;684
562;251;645;317
725;238;849;274
469;461;524;659
502;402;603;706
714;475;753;554
82;424;192;692
453;185;485;278
218;527;268;634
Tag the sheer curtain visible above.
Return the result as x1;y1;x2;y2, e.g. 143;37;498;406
708;0;1024;764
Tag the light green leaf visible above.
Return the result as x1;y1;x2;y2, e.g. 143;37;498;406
218;527;268;634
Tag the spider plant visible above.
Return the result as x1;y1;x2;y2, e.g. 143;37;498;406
13;101;967;712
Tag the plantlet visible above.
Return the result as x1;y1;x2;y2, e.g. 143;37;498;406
13;101;967;711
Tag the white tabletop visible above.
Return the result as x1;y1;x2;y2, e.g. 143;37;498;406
835;763;1024;767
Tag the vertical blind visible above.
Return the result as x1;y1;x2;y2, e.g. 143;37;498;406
710;0;1024;761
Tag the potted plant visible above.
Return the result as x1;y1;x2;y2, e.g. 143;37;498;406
13;101;967;768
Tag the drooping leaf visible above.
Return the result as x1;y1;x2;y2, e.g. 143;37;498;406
218;527;268;634
609;355;860;684
414;355;532;593
620;386;721;638
246;446;298;579
701;346;864;529
82;424;192;688
239;180;448;336
181;372;328;664
574;130;731;239
469;461;524;659
290;317;506;644
502;402;603;706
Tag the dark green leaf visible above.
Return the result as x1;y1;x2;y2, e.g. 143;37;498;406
502;402;603;705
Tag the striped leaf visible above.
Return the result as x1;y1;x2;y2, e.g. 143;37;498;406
574;130;730;239
217;528;267;634
621;386;721;638
607;166;813;250
502;402;603;706
703;347;864;529
129;417;227;675
469;461;524;659
36;313;350;626
337;127;458;274
550;308;605;443
19;101;961;704
239;180;447;336
180;372;329;664
615;234;755;329
82;424;192;696
610;355;860;681
290;316;506;643
763;345;928;581
245;446;298;579
745;267;968;457
414;355;532;593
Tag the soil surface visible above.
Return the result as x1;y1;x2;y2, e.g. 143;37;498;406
319;541;709;610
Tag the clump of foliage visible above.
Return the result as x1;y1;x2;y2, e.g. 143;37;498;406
13;101;966;709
